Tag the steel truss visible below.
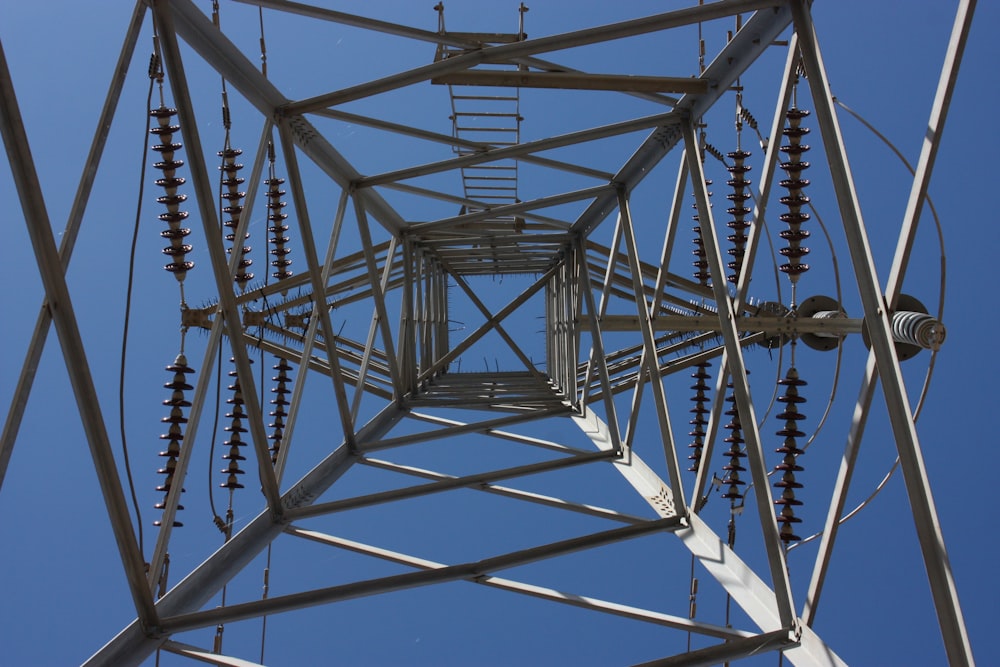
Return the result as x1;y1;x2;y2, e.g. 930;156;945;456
0;0;977;665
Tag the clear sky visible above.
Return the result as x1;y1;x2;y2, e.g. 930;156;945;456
1;1;997;666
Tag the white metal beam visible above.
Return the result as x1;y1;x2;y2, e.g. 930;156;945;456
791;2;974;662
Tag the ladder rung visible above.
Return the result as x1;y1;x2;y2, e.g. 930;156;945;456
463;165;517;171
455;126;519;133
452;95;519;101
453;112;521;118
462;176;518;181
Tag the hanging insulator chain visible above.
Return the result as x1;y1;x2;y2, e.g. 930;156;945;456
154;354;195;527
691;179;712;286
266;176;293;284
726;148;752;284
720;377;747;508
149;106;194;281
219;146;254;290
773;366;807;543
220;357;253;491
687;361;712;473
269;356;293;465
778;107;812;284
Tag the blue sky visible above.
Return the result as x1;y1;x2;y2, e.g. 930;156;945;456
1;1;997;665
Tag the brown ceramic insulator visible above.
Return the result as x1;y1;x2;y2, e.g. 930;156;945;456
218;146;253;288
266;177;293;282
269;357;293;464
773;367;807;542
150;106;194;281
726;149;752;283
687;361;712;472
777;108;812;283
154;354;195;527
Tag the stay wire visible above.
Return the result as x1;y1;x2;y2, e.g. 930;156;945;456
118;64;158;559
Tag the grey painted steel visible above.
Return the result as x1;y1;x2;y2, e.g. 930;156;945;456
682;119;796;629
573;414;846;666
285;450;616;520
275;188;354;485
84;405;405;667
284;0;787;114
570;4;793;237
167;0;406;236
287;527;753;640
0;30;159;629
616;191;687;508
792;2;973;663
800;0;977;651
159;517;683;632
360;456;648;524
634;629;797;667
0;1;147;492
276;120;362;437
356;111;680;190
314;107;613;180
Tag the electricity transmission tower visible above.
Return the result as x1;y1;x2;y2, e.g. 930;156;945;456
0;1;978;665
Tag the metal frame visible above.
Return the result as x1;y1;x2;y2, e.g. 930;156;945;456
0;1;976;665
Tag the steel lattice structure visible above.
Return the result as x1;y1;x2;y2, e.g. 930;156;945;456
0;1;978;665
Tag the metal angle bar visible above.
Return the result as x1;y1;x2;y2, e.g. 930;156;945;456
579;220;623;407
276;188;353;486
407;411;589;454
399;229;418;394
875;1;974;309
415;263;559;382
277;120;362;444
352;196;405;397
617;190;687;504
359;457;647;524
801;359;875;626
284;0;789;114
0;25;159;630
445;270;547;379
575;238;625;455
792;2;974;660
676;513;846;667
285;450;616;520
651;154;689;322
0;0;146;491
805;0;976;628
84;405;405;667
572;411;679;518
239;0;678;108
286;527;752;640
166;0;406;235
631;628;797;667
154;2;283;514
357;112;679;189
733;33;799;307
411;185;604;232
361;407;569;453
148;119;276;585
147;295;228;592
580;314;864;336
352;236;399;421
682;119;795;628
234;0;481;48
382;182;574;227
570;5;793;237
433;71;711;94
161;640;266;667
159;517;682;632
